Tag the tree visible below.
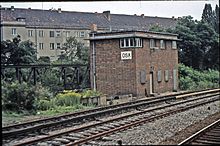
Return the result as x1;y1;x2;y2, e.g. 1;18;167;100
1;36;37;65
37;56;51;64
202;4;214;26
195;21;219;70
56;37;90;88
169;15;219;70
58;36;89;65
202;4;219;34
214;5;219;33
168;16;200;69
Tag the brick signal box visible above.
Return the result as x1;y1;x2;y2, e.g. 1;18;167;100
89;30;179;97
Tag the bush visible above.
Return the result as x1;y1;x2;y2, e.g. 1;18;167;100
2;81;37;113
54;91;81;106
179;64;220;91
82;89;102;98
35;83;53;100
37;99;56;111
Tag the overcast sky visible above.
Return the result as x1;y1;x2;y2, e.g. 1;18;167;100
1;1;219;20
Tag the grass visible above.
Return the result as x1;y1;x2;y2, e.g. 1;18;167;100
37;104;95;116
2;104;96;127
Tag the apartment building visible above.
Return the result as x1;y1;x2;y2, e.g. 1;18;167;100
0;6;177;61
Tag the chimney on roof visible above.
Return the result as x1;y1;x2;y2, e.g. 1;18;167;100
103;11;110;21
11;6;15;11
141;14;144;18
90;24;97;32
58;8;61;13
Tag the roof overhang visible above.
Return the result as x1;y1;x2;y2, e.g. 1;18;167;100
88;32;181;41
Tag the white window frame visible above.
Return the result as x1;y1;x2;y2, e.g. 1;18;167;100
65;31;70;38
50;43;55;50
150;39;156;48
50;31;55;37
28;30;33;37
56;31;61;37
80;31;85;38
56;43;61;49
39;43;44;50
160;40;165;49
76;32;80;37
172;41;177;49
12;28;17;35
120;38;142;48
135;38;142;47
39;30;44;37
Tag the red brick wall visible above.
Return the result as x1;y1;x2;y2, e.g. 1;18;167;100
147;40;178;94
90;39;137;96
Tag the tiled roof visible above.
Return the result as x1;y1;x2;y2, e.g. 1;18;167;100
0;7;177;31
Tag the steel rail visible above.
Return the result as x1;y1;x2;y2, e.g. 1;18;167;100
11;93;219;146
178;119;220;145
3;88;219;133
67;97;220;146
3;89;219;138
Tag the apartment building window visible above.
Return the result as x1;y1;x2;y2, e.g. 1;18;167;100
80;31;85;38
120;38;143;48
39;30;44;37
50;43;55;50
150;39;156;48
50;31;55;37
12;28;17;35
57;43;61;49
28;30;33;37
76;32;80;37
172;41;177;49
160;40;165;49
39;43;44;50
56;31;61;37
65;31;70;38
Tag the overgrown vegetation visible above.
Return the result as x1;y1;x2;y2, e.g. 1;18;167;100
1;80;102;114
179;64;219;91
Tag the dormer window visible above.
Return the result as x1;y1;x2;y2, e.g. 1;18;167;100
120;38;143;48
16;17;25;22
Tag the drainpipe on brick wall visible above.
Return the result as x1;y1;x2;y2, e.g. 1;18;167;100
92;33;96;91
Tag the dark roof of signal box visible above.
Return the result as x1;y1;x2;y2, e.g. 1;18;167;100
0;7;177;31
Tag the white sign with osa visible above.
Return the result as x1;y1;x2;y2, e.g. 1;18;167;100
121;51;132;60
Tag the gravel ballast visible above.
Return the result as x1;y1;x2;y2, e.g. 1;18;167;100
96;100;220;145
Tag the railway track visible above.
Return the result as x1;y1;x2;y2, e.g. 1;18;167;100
178;119;220;145
6;90;220;146
2;88;219;140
